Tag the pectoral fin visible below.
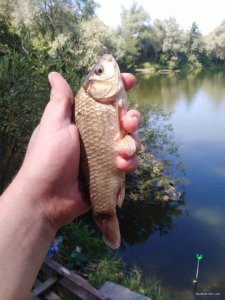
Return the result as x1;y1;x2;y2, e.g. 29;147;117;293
117;183;125;207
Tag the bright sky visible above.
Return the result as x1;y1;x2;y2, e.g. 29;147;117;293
96;0;225;35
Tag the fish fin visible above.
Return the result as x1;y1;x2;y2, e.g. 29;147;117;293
116;134;137;158
95;215;121;249
117;183;125;207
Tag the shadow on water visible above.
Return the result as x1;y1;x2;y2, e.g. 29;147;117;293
119;199;185;246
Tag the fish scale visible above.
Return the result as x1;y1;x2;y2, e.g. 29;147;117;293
75;87;124;215
74;54;130;248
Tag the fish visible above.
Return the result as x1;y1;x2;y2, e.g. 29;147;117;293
74;54;136;248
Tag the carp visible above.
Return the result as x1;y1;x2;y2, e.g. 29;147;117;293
74;54;136;248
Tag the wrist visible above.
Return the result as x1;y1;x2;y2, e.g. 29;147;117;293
2;171;57;239
0;174;57;300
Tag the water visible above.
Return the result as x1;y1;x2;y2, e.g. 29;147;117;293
120;71;225;299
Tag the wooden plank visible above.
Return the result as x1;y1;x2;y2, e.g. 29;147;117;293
32;278;62;300
31;277;58;296
29;296;42;300
45;290;62;300
44;258;104;300
59;277;103;300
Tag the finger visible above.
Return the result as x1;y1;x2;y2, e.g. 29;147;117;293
122;110;142;134
116;134;141;158
121;73;136;91
41;72;73;127
49;72;73;103
116;155;139;173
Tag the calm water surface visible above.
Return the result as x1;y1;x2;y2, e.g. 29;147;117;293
120;71;225;299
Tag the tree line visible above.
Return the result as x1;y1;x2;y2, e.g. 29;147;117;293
1;1;225;73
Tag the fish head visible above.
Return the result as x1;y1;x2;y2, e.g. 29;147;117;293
83;54;123;104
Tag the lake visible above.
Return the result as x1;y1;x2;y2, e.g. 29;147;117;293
120;71;225;299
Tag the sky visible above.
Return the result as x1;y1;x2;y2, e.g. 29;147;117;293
96;0;225;35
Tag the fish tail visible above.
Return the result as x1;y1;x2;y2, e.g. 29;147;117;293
95;213;121;249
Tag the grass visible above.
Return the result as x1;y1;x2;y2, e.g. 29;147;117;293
54;218;169;300
88;256;167;300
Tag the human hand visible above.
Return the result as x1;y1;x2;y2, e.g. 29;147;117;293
17;72;141;230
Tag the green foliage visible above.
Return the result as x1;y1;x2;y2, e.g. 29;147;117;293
0;30;83;191
0;20;21;54
88;256;167;300
59;219;107;265
74;18;123;70
204;20;225;65
159;54;168;66
125;103;183;204
127;151;181;202
117;2;151;70
0;47;49;190
187;22;203;56
168;58;178;70
56;218;168;299
88;256;124;286
162;18;186;63
187;54;203;72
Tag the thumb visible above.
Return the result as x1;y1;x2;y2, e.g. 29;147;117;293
41;72;73;127
48;72;73;103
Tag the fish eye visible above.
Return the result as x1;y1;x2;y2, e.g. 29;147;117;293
95;65;104;75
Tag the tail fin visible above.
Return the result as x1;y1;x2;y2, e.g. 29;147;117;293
95;214;121;249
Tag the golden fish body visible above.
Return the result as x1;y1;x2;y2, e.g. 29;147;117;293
74;54;131;248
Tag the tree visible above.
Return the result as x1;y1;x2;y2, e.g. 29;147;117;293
148;19;166;63
187;22;202;55
0;0;99;39
74;0;99;20
70;17;124;71
118;2;151;70
162;17;186;68
204;20;225;64
185;22;205;70
0;20;22;55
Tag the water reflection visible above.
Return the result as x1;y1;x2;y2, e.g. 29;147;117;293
124;70;225;299
130;70;225;113
119;199;185;246
120;87;187;246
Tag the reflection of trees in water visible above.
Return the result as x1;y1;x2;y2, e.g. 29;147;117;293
201;71;225;105
125;103;186;204
131;72;202;112
118;104;186;246
131;70;225;113
119;199;185;246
